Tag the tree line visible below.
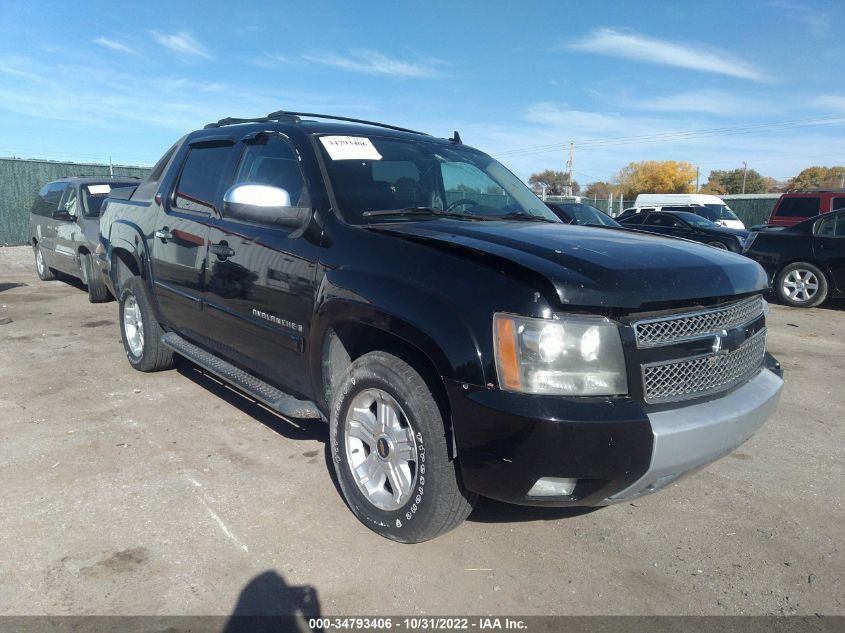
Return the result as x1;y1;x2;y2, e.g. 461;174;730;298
528;164;845;200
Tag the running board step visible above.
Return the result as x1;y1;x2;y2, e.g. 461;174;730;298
161;332;322;419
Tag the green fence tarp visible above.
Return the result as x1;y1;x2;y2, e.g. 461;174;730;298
0;158;151;246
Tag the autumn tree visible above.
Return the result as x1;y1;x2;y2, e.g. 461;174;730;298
614;160;696;199
583;181;620;199
529;169;579;196
702;167;769;194
786;166;845;191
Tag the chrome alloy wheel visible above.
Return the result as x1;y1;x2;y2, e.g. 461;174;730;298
344;388;419;511
35;248;45;275
123;295;145;357
782;268;819;303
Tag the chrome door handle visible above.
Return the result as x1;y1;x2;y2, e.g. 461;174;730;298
155;229;173;241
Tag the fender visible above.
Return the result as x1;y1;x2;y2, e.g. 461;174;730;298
309;266;488;406
104;217;171;326
106;218;150;280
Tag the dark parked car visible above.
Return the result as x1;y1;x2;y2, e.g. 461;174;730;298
743;209;845;307
545;202;619;227
767;190;845;228
98;110;782;543
30;177;139;301
619;204;745;229
619;211;748;252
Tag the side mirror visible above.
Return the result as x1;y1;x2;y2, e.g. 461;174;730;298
222;184;309;228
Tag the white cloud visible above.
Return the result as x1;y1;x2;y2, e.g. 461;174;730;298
93;37;137;56
812;95;845;113
624;89;772;117
150;31;212;60
301;49;445;78
570;28;768;82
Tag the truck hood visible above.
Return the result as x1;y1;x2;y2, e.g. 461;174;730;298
369;220;769;310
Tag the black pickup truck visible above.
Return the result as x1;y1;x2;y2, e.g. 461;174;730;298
98;111;783;543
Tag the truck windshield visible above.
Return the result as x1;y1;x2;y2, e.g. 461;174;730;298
702;204;740;221
317;134;559;225
82;183;137;217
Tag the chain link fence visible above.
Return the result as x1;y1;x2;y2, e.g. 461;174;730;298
0;158;151;245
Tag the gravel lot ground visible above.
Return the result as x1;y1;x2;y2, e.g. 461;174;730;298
0;244;842;617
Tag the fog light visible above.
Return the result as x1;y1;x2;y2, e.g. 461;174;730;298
527;477;577;497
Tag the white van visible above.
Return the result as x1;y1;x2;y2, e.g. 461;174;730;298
633;194;745;229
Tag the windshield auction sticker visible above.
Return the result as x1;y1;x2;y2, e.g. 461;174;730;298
320;136;383;161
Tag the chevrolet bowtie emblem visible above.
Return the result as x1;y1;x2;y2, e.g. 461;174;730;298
711;329;729;354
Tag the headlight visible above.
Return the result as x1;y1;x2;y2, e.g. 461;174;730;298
493;313;628;396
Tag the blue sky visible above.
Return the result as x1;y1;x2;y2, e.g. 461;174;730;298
0;0;843;186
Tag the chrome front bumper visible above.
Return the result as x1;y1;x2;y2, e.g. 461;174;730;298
603;368;783;503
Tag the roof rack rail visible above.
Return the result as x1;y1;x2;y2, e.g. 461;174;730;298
267;111;429;135
204;110;431;136
204;113;301;129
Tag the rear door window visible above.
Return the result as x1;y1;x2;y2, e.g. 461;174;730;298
817;214;845;237
831;197;845;212
134;143;179;202
622;214;646;225
644;214;685;228
173;144;236;215
31;182;68;216
775;197;820;218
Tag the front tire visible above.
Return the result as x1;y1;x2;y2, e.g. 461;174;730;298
34;244;55;281
118;276;174;372
81;253;110;303
776;262;828;308
329;351;475;543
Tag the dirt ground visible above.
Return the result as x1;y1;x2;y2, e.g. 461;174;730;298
0;244;842;617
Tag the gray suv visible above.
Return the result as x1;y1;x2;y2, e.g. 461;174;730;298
30;177;138;302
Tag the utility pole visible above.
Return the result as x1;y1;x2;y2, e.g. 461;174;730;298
741;161;748;194
839;172;844;189
109;156;114;177
566;142;574;197
696;167;700;193
541;183;547;201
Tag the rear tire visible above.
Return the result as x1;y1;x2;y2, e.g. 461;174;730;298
329;351;475;543
34;244;55;281
118;276;174;372
775;262;828;308
81;253;110;303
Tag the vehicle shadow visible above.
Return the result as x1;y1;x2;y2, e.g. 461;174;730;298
175;358;327;444
177;359;602;528
468;496;601;523
223;570;321;633
819;298;845;311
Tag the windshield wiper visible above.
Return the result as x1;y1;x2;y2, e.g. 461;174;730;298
362;207;487;221
491;212;552;222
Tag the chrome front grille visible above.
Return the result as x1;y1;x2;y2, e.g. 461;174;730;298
633;295;765;348
642;328;767;404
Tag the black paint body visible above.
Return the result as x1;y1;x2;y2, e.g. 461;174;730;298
99;120;772;505
619;211;748;253
743;209;845;298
